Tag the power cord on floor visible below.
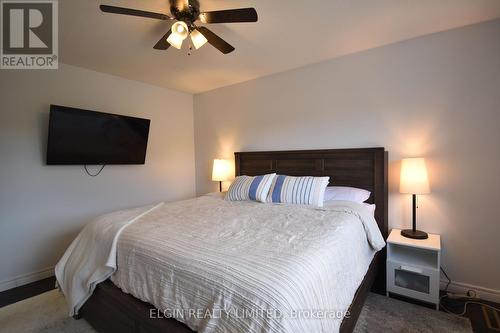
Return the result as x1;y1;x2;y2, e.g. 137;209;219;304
440;294;500;317
439;266;500;317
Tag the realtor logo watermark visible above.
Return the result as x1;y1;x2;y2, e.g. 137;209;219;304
1;0;58;69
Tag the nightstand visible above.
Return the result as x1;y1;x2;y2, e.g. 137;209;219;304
386;228;441;309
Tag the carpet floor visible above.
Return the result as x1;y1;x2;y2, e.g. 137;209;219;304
0;290;472;333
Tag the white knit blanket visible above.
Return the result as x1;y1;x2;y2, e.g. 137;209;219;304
56;194;385;333
55;203;164;316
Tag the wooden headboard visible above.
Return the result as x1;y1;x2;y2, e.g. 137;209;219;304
235;148;388;238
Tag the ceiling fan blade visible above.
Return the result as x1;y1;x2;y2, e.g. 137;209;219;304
199;8;257;23
197;27;235;54
100;5;170;20
153;30;172;50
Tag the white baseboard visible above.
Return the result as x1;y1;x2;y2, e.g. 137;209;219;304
0;266;55;292
441;279;500;303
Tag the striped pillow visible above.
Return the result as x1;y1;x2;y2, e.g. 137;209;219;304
267;175;330;207
225;174;276;203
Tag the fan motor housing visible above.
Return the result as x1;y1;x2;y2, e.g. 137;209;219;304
170;0;200;25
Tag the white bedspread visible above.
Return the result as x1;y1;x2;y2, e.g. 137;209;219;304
56;193;385;333
55;203;164;316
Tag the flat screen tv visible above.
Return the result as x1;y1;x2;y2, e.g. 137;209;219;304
46;105;150;165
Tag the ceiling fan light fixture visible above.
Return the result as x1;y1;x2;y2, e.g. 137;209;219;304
190;29;208;49
171;21;189;40
100;2;258;55
167;32;184;49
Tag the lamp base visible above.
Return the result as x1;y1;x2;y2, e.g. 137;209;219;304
401;229;428;239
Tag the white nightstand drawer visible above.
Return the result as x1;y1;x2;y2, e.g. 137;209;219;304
387;260;439;304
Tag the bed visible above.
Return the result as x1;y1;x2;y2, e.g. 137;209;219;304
70;147;388;333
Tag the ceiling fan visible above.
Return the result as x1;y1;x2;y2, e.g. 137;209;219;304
100;0;258;54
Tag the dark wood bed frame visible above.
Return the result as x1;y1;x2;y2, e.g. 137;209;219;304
79;147;388;333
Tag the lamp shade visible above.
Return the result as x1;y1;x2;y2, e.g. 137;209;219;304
190;29;208;49
171;21;189;40
167;33;184;49
212;159;231;182
400;158;430;194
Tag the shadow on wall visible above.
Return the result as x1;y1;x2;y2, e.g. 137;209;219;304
388;159;401;195
38;108;50;164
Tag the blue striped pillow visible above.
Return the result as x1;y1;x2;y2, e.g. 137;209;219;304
267;175;330;207
225;174;276;203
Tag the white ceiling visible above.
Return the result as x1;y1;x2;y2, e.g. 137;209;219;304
60;0;500;94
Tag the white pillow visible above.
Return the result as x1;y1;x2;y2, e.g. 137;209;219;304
363;203;376;216
267;175;330;207
225;174;276;203
324;186;371;203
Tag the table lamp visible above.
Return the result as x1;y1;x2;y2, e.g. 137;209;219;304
400;157;430;239
212;159;231;192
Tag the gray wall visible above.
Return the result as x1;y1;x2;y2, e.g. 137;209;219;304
194;20;500;295
0;64;195;289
